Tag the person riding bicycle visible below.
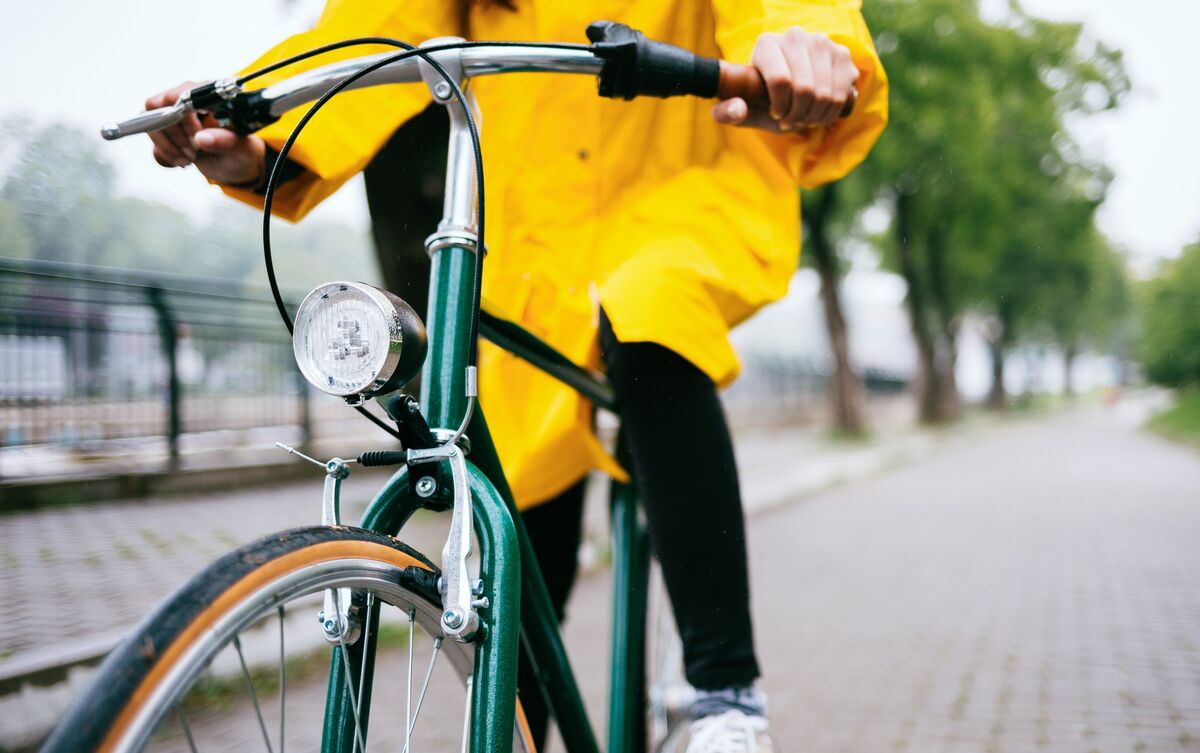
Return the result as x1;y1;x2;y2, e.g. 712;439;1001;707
145;1;887;750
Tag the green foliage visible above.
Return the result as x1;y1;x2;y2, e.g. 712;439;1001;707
1139;241;1200;387
1147;389;1200;447
1039;231;1132;352
844;0;1132;411
0;119;381;291
0;197;32;258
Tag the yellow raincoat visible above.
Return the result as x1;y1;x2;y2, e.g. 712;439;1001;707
222;0;888;509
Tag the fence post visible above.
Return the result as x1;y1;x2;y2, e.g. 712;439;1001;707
146;287;181;471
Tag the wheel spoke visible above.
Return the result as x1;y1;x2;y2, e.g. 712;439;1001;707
333;589;368;753
175;702;199;753
76;531;483;753
233;634;275;753
402;635;443;753
278;605;286;753
406;607;415;753
356;593;374;726
460;676;474;753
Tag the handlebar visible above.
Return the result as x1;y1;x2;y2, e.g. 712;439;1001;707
715;62;857;119
101;21;855;142
101;45;605;141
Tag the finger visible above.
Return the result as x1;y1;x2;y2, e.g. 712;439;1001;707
148;132;186;167
144;81;195;111
712;97;750;125
163;125;197;163
714;103;786;132
805;37;837;126
144;91;172;110
827;47;859;125
181;111;203;139
152;144;186;168
194;128;243;153
739;108;789;131
780;31;817;130
752;36;793;122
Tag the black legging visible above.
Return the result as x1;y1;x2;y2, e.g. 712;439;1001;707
518;311;759;748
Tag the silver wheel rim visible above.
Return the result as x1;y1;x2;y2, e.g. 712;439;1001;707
111;554;490;753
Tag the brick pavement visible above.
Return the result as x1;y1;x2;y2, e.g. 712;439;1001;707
0;418;910;668
553;402;1200;753
5;398;1200;752
740;406;1200;752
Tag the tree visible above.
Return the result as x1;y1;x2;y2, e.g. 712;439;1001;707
0;198;32;259
1035;228;1130;397
964;6;1126;408
2;123;118;266
854;0;1015;421
854;0;1127;420
802;183;869;434
1139;239;1200;388
0;120;379;290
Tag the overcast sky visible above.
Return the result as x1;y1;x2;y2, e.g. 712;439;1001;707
1;0;1196;262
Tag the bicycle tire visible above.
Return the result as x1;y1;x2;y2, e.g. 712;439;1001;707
43;526;535;753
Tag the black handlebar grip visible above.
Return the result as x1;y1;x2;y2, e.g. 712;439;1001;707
588;20;856;119
588;20;720;100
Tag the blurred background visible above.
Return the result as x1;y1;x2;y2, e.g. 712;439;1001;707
1;0;1198;751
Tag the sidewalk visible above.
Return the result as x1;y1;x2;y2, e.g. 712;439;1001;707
0;414;955;748
3;397;1182;750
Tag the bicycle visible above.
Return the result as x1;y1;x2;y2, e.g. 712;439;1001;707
44;21;850;753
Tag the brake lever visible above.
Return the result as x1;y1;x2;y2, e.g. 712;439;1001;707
101;77;279;141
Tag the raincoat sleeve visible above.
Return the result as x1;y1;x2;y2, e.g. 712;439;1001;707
218;1;462;221
710;0;888;187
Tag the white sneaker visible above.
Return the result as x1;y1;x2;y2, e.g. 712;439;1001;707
685;709;775;753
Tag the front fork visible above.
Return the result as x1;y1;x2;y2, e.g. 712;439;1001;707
319;454;521;753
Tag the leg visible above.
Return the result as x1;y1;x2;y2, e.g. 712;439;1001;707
516;478;586;751
598;311;760;691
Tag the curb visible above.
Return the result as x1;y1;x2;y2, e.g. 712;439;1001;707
0;633;124;698
0;459;314;513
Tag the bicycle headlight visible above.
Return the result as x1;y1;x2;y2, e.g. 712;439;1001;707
292;282;427;400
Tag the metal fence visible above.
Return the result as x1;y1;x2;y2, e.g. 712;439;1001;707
0;258;349;472
0;258;911;479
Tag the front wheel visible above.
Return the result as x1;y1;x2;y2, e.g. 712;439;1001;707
44;526;535;753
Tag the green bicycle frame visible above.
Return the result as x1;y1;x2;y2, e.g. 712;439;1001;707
319;75;651;753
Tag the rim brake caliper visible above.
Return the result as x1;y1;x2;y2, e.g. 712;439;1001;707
407;442;482;642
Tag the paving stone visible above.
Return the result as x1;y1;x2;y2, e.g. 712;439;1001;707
4;401;1200;752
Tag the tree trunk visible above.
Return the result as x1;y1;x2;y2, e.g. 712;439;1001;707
894;192;946;424
987;304;1018;411
935;333;961;419
805;185;867;435
987;338;1006;410
1062;343;1077;398
362;104;449;320
925;226;961;420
